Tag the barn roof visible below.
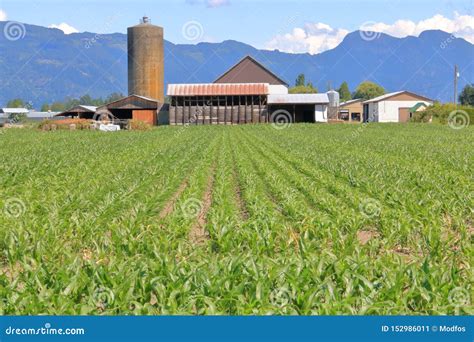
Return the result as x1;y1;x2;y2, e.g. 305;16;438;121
363;91;433;103
1;108;29;114
214;55;289;86
104;94;159;109
267;93;329;104
54;105;97;117
340;99;363;107
167;83;269;96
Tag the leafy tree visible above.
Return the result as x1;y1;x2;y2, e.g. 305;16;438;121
295;74;306;87
105;92;124;104
291;74;318;94
39;93;125;112
459;84;474;106
338;82;352;102
8;112;28;123
79;94;94;105
289;84;319;94
353;81;385;100
6;98;26;108
50;102;66;112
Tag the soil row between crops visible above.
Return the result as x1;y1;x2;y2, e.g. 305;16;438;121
189;162;216;244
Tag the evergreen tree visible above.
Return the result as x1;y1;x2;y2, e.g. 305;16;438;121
459;84;474;106
295;74;306;87
338;82;352;102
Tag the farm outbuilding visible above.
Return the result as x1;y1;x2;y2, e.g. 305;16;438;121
267;94;329;123
168;55;332;125
338;99;364;122
55;105;97;119
363;91;433;123
168;83;269;125
98;94;167;125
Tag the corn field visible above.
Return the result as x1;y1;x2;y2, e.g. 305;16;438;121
0;124;472;315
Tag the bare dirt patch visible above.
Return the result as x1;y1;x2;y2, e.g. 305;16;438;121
159;180;188;219
357;230;380;245
232;162;249;221
189;164;216;244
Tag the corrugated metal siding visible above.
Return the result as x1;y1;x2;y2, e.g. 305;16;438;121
167;83;269;96
267;94;329;104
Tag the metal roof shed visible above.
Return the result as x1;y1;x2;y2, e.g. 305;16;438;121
267;94;329;104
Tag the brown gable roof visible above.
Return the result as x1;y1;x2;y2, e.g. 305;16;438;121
104;94;159;110
363;91;434;103
214;55;289;86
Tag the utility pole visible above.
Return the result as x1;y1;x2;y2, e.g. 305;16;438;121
454;65;459;106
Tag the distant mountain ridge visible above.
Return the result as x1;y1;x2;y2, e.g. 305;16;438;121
0;21;473;106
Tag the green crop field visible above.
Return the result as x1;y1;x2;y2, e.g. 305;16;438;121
0;124;472;315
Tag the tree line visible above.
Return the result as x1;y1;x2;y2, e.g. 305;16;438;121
5;83;474;109
289;74;474;106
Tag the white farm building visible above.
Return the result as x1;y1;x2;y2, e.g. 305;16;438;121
362;91;433;123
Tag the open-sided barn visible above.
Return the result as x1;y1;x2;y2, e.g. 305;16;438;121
168;56;330;125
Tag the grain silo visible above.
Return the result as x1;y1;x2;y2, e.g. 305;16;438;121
127;16;164;103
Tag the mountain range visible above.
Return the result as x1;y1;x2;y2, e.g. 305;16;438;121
0;21;473;106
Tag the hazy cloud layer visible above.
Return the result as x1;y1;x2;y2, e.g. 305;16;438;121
265;13;474;54
186;0;230;8
48;22;79;34
0;9;7;21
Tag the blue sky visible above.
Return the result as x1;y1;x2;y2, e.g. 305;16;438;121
1;0;473;53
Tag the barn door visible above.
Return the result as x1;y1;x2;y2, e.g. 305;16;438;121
398;108;410;123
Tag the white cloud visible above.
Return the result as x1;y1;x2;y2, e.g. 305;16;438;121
206;0;229;7
186;0;230;8
265;22;349;54
48;22;79;34
265;13;474;55
0;9;7;21
362;12;474;43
